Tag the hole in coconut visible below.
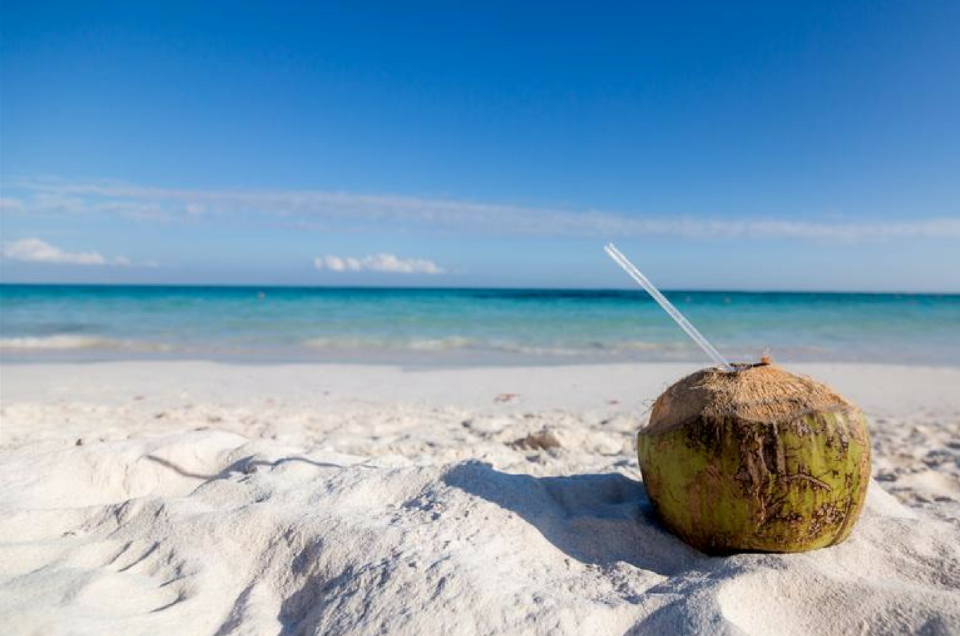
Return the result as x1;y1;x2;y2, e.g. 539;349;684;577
726;358;772;373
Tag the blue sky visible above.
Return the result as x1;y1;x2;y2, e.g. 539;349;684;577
1;1;958;290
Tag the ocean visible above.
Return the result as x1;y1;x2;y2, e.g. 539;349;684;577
1;284;958;365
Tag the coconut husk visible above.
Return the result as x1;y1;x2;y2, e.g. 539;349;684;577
646;362;855;434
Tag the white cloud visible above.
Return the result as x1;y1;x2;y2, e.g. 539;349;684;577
4;177;960;243
0;238;141;267
363;253;443;274
1;238;107;265
315;255;352;272
314;255;363;271
316;255;341;271
314;253;444;274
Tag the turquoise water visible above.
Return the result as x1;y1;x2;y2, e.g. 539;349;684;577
1;285;958;365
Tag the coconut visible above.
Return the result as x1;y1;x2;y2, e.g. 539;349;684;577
638;361;871;554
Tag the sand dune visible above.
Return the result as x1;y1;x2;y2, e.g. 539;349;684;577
1;362;959;635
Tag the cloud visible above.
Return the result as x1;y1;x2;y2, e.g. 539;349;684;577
362;254;444;274
4;177;960;243
315;255;361;272
1;238;107;265
0;238;138;267
314;253;444;274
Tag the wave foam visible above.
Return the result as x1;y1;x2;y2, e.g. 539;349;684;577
0;335;172;352
299;336;675;357
492;340;671;356
302;336;476;352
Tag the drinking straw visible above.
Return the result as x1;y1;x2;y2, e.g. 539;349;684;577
604;243;735;372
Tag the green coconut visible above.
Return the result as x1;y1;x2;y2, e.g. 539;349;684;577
638;361;871;554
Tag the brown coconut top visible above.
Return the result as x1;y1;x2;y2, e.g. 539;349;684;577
646;362;856;433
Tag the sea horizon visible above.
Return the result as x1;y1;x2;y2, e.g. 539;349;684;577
2;282;959;295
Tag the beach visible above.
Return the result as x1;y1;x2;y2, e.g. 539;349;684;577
1;360;958;635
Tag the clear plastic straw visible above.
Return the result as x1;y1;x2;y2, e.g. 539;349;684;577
604;243;735;371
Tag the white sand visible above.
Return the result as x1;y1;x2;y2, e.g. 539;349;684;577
1;361;959;635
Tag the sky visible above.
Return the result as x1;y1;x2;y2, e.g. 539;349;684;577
1;1;958;291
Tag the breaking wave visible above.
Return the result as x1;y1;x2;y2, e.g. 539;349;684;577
0;335;172;352
300;336;674;357
302;336;477;352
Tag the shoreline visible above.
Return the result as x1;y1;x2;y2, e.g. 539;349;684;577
6;352;960;367
3;359;960;409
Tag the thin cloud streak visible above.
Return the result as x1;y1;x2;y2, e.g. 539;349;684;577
4;177;959;242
